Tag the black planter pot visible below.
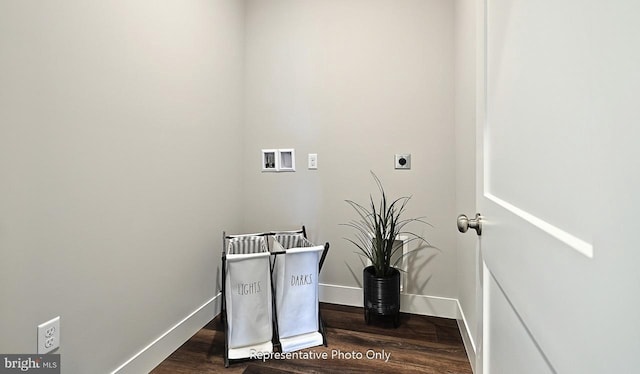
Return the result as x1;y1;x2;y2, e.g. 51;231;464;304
363;265;400;327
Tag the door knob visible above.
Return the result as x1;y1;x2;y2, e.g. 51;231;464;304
457;213;482;236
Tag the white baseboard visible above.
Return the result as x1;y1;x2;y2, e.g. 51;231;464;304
111;294;221;374
111;286;473;373
457;300;478;373
319;283;459;319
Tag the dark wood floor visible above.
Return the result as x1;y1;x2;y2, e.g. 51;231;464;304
151;303;472;373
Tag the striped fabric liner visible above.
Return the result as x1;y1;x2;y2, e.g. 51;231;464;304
274;233;303;250
227;236;267;255
274;233;318;250
298;237;315;248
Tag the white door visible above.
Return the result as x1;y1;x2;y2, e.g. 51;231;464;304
474;0;640;373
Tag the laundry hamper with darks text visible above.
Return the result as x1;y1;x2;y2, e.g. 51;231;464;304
271;229;329;353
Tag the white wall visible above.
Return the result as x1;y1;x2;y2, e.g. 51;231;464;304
0;1;244;373
454;0;479;369
242;0;457;306
0;0;472;371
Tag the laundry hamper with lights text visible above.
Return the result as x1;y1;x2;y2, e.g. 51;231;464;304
221;233;275;367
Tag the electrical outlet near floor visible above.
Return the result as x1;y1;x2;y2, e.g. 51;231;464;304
38;316;60;354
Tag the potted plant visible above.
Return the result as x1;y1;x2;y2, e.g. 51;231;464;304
343;172;430;327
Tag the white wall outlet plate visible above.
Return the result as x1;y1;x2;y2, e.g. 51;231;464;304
308;153;317;169
395;154;411;169
38;316;60;354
